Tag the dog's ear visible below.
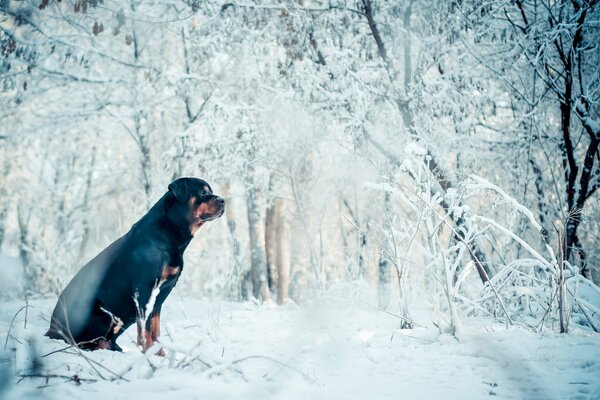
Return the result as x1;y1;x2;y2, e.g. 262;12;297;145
168;178;190;203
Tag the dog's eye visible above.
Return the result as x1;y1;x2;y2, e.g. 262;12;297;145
200;186;212;196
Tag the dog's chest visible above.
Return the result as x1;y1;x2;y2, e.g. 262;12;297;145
162;248;184;276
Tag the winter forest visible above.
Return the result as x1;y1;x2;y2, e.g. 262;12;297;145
1;0;600;399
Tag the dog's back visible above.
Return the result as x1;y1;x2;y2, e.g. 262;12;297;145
46;235;126;345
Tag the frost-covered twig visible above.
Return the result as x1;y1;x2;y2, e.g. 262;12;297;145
400;184;514;325
339;211;399;270
474;216;553;272
439;250;460;336
466;175;557;264
536;282;561;332
555;226;568;333
466;175;544;233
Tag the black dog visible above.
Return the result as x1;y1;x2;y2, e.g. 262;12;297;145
46;177;224;353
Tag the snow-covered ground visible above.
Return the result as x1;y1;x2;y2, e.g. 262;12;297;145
1;294;599;400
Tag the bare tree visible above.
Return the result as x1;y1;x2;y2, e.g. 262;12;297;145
463;0;600;277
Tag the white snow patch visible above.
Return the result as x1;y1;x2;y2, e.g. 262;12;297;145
404;142;428;157
0;297;599;399
0;253;23;297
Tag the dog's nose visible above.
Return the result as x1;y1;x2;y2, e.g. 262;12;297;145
216;197;225;205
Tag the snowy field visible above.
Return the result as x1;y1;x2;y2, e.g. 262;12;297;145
1;294;599;400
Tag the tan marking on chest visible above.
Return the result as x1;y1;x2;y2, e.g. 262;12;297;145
161;265;181;281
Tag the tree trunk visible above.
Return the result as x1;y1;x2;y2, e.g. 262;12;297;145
378;257;391;308
341;198;368;280
378;192;392;308
565;136;598;278
403;1;413;90
289;203;310;302
220;185;244;300
245;180;270;301
77;145;97;262
0;204;6;249
130;0;152;209
276;206;290;304
266;195;290;304
0;152;9;249
17;203;32;290
265;183;278;293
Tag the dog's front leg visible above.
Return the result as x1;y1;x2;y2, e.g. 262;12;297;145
148;311;165;356
137;311;165;356
137;271;177;356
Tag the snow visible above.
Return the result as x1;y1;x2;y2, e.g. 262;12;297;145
1;295;599;400
404;142;428;157
582;116;600;136
569;275;600;320
0;254;23;296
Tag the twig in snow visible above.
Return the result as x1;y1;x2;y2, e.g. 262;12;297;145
41;336;108;358
63;350;129;382
203;355;318;384
3;304;32;350
147;339;212;369
24;297;29;330
177;354;213;370
318;291;425;328
40;313;123;381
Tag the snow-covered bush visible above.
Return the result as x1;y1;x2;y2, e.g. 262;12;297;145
368;145;600;334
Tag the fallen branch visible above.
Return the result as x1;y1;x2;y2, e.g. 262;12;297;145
17;373;97;385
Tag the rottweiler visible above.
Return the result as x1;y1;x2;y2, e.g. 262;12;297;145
46;177;224;353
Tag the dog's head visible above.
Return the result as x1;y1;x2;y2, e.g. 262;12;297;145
167;177;225;234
